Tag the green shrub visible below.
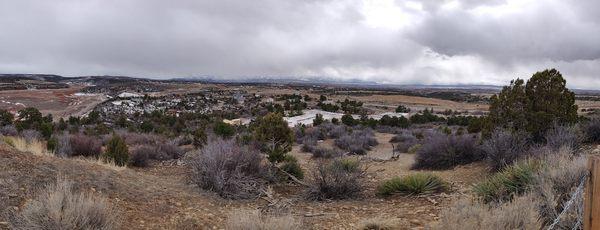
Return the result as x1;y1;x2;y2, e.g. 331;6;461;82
46;137;57;151
281;155;304;179
473;160;539;203
103;134;129;166
213;121;235;138
313;114;324;126
336;158;359;172
377;173;448;196
407;144;421;154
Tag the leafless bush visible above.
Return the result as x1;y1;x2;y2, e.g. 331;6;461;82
412;134;483;170
326;124;347;139
306;159;365;200
334;129;378;155
70;134;102;158
117;131;162;146
53;133;72;157
129;146;151;167
434;196;540;230
173;134;193;146
389;132;415;143
300;137;318;153
9;178;120;230
21;129;41;143
531;148;587;228
582;118;600;143
293;125;305;144
187;138;265;199
375;125;404;134
545;125;582;151
225;209;303;230
390;132;418;153
156;141;184;160
311;147;343;158
482;129;531;171
0;125;18;136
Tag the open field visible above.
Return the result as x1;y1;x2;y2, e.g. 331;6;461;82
0;85;107;120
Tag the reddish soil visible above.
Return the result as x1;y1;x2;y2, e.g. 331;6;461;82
0;85;107;119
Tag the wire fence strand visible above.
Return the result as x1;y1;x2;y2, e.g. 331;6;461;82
547;174;588;230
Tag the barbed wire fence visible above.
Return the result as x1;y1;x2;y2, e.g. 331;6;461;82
547;174;588;230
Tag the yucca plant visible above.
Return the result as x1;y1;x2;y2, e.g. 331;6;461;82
377;173;448;196
473;159;539;203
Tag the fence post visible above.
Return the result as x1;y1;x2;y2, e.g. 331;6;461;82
584;156;600;230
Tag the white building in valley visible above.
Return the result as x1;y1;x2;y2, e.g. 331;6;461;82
284;109;409;127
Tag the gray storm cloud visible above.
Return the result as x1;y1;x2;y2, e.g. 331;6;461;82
0;0;599;89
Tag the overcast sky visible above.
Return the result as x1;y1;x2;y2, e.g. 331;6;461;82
1;0;599;88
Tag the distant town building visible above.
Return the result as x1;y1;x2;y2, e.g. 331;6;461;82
283;109;409;127
117;92;142;98
223;118;251;126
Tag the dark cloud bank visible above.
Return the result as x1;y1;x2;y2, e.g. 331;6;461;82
0;0;599;88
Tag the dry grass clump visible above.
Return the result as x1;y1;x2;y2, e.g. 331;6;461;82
306;158;365;200
188;138;266;199
73;157;127;171
9;178;120;230
531;148;587;228
439;147;586;229
358;218;401;230
3;135;51;156
225;209;303;230
434;196;541;230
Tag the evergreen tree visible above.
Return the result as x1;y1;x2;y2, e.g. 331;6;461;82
0;109;13;126
487;69;578;141
254;112;293;164
104;134;129;166
213;121;235;138
193;127;207;148
313;114;324;126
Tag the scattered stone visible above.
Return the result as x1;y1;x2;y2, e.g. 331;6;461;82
410;219;422;225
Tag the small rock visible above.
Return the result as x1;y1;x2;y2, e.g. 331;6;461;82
409;219;421;225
